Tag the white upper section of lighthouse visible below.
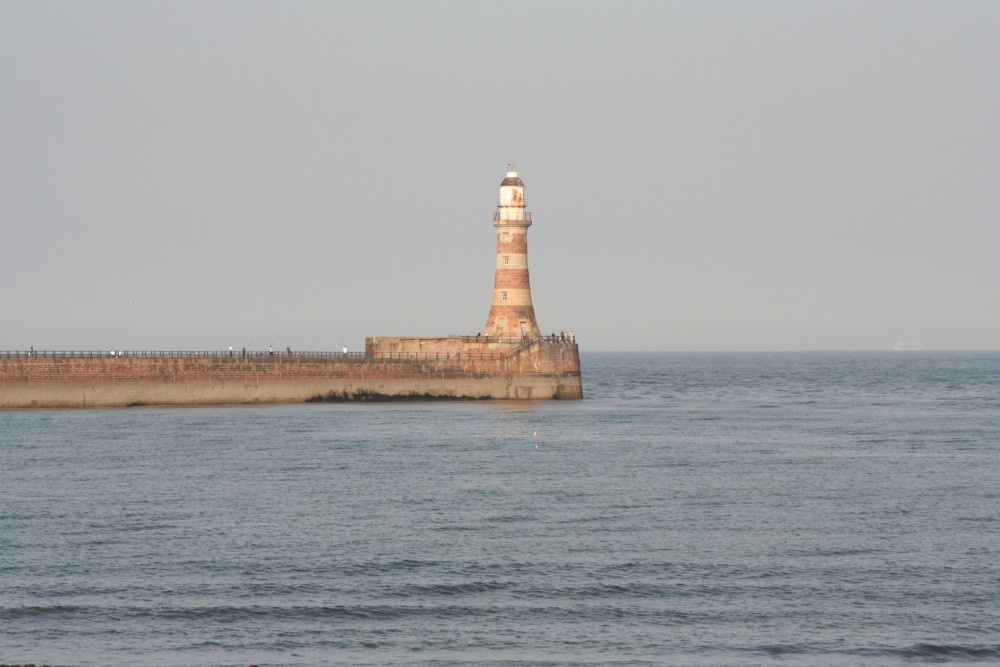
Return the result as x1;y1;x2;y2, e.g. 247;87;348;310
496;170;529;224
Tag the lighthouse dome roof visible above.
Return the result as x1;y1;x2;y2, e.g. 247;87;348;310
500;172;524;187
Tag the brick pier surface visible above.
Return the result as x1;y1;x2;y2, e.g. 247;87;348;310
0;339;582;408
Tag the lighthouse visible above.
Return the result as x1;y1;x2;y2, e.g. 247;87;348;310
484;166;542;339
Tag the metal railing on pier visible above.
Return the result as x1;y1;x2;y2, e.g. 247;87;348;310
2;350;367;360
3;334;576;362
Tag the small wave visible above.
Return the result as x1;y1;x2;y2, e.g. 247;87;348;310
340;558;444;576
0;605;87;620
147;604;402;621
785;547;880;558
898;643;1000;660
129;603;509;622
832;643;1000;662
561;583;677;599
397;580;512;596
755;643;814;656
483;513;535;523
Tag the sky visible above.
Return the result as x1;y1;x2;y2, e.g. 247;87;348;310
2;1;997;352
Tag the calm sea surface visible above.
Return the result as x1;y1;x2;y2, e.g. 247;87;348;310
2;352;999;666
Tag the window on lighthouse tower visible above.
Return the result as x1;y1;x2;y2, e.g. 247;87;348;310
501;291;508;302
503;255;510;265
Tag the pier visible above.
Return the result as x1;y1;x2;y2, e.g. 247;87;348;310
0;336;582;408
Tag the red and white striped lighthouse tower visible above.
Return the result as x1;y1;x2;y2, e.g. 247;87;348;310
484;166;542;339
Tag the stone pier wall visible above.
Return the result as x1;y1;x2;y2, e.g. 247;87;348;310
0;339;581;408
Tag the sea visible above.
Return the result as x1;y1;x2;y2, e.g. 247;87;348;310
1;351;998;667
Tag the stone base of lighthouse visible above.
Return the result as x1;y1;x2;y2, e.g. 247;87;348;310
365;335;582;400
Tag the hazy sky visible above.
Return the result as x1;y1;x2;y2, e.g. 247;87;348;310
2;1;997;351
